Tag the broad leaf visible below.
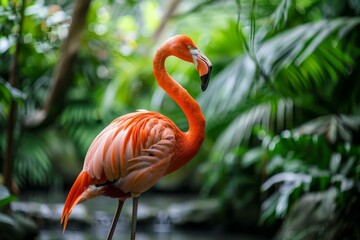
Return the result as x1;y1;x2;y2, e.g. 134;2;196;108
0;185;16;209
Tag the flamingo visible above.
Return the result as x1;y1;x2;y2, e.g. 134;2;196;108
60;35;212;240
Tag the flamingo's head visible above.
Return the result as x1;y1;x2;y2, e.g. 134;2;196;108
165;35;212;91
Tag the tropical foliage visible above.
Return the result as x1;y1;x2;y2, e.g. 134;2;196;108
1;0;360;238
198;0;360;238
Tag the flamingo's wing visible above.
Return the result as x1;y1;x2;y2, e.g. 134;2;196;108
120;126;176;194
83;110;177;191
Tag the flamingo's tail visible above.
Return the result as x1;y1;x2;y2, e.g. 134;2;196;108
60;171;93;232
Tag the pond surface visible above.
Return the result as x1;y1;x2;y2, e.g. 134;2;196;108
19;191;265;240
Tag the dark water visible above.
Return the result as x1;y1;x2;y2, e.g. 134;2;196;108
40;228;254;240
40;230;257;240
19;191;263;240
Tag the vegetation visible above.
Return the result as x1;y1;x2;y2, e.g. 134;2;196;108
198;0;360;238
1;0;359;239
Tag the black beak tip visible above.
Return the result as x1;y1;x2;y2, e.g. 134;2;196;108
200;66;212;91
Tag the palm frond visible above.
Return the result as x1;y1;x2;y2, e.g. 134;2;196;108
60;101;99;125
199;55;256;125
270;0;321;30
212;103;271;156
15;132;52;186
201;17;360;130
209;99;294;161
60;101;106;156
271;0;294;30
257;18;360;78
198;14;360;184
294;114;360;143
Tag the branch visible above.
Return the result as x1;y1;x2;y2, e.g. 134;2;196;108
152;0;217;42
152;0;181;42
23;0;92;129
3;0;26;200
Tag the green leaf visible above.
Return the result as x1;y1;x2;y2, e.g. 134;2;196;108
0;0;9;8
260;193;279;224
0;80;26;102
271;0;293;30
0;185;16;209
340;156;355;176
199;55;256;124
257;18;360;96
241;147;265;168
294;115;360;143
330;153;341;174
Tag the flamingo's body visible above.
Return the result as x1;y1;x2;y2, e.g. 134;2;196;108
61;35;212;239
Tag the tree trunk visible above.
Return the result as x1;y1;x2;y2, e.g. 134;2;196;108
23;0;92;129
3;0;26;199
152;0;181;42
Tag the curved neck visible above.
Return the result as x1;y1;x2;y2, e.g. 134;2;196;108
153;46;205;172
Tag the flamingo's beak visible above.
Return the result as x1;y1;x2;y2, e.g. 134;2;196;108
190;48;212;91
200;65;212;91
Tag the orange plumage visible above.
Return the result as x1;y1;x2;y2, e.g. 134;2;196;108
61;35;212;239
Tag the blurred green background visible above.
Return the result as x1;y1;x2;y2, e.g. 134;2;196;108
1;0;360;239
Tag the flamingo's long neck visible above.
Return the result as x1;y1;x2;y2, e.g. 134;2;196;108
153;46;205;175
